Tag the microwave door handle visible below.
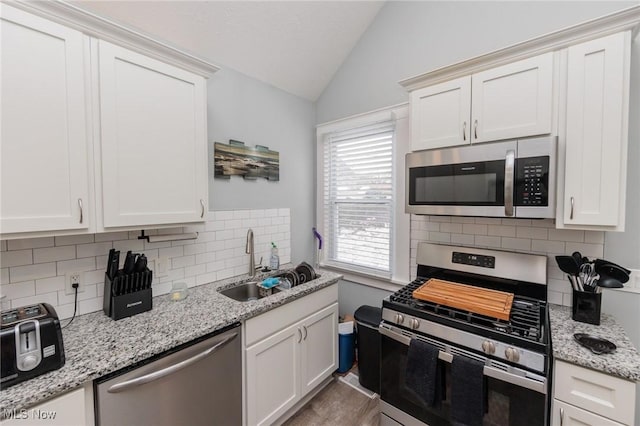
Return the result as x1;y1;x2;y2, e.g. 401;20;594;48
504;150;515;217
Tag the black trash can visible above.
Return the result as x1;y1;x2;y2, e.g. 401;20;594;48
354;305;382;394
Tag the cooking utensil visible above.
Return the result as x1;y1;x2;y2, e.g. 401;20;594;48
571;251;584;267
134;254;147;273
123;251;137;275
594;259;631;275
594;262;630;283
596;274;624;289
573;333;616;355
555;256;583;290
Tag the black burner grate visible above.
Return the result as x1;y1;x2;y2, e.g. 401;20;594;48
389;278;545;343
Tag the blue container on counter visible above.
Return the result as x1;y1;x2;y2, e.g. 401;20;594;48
338;322;355;373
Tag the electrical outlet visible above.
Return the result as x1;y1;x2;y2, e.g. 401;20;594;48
65;271;85;295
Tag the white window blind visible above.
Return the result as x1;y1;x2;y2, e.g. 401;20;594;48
323;122;394;276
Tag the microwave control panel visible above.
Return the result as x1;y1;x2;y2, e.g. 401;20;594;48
515;156;549;206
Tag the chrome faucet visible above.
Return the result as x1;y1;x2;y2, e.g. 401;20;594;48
246;229;255;278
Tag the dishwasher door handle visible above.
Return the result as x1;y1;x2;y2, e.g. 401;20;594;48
107;332;238;393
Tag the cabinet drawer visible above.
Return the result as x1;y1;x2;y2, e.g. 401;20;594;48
552;399;625;426
245;284;338;346
554;360;635;425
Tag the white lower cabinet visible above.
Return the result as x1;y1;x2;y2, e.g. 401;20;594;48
552;360;636;426
0;385;92;426
245;285;338;426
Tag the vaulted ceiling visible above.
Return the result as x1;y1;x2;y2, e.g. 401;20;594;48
71;1;385;100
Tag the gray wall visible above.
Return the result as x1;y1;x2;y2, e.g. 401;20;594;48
206;67;316;264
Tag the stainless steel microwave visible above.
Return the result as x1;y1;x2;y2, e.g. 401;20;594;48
406;136;556;218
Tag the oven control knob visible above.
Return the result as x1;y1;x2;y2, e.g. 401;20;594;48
481;340;495;354
410;318;420;330
395;314;405;325
505;347;520;363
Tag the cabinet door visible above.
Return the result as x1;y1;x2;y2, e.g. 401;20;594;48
410;77;471;151
563;33;629;227
246;323;301;426
0;5;89;234
551;400;625;426
553;360;635;425
300;303;338;395
0;387;87;426
98;41;207;228
472;53;553;143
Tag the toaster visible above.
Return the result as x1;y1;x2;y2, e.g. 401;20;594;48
1;303;65;388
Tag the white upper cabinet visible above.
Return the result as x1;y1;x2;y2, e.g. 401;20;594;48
0;3;217;238
0;4;91;234
98;41;208;228
561;32;630;229
410;77;471;151
409;53;554;151
472;53;553;143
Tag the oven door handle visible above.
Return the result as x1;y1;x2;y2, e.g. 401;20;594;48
379;325;546;395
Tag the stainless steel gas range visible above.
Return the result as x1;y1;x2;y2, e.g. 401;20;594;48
380;242;551;426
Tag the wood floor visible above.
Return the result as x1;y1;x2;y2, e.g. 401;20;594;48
283;375;380;426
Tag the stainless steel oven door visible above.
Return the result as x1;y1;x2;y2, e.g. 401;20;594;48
379;323;549;426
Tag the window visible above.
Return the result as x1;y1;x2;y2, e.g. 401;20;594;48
322;122;395;277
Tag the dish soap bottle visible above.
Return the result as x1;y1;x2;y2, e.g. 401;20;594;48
270;242;280;270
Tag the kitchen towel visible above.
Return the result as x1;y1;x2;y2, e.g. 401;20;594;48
405;338;440;406
451;355;485;426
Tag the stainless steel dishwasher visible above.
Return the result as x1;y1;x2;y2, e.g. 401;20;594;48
95;323;241;426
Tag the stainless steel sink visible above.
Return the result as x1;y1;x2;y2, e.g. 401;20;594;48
218;281;281;302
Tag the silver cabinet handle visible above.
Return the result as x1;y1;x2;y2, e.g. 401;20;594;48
474;119;478;139
78;198;83;224
504;150;515;217
559;407;564;426
200;199;205;218
302;325;308;341
570;197;574;220
297;328;302;343
462;121;467;141
107;332;237;393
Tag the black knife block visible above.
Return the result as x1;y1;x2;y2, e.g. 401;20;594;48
103;270;153;321
571;289;601;325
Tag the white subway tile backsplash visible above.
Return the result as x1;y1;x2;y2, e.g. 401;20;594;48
548;229;584;242
57;257;96;275
463;224;487;235
34;246;76;263
35;276;66;294
8;237;54;250
1;241;6;251
12;291;57;309
55;234;94;246
1;209;291;318
584;231;605;244
410;214;603;308
565;242;604;258
474;235;502;248
501;237;531;251
10;262;56;283
487;225;516;238
94;231;129;242
1;281;35;299
440;223;462;233
531;239;565;254
451;233;474;245
1;249;34;267
516;227;548;240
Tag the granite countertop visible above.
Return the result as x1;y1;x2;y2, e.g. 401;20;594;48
0;269;342;413
549;304;640;381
